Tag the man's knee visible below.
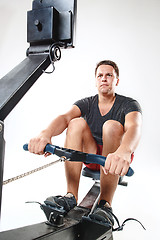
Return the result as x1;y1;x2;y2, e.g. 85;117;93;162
67;118;88;134
102;120;124;140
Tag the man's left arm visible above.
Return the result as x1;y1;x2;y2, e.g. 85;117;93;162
104;111;142;176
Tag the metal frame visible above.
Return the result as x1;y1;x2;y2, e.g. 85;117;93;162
0;0;77;219
0;54;50;121
0;121;5;217
0;182;113;240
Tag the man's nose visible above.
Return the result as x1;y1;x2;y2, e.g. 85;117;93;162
102;76;107;81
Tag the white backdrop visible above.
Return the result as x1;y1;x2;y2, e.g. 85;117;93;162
0;0;160;239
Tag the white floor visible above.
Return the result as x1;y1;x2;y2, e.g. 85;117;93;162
0;154;159;239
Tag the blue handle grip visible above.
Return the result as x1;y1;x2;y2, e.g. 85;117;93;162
23;143;134;177
86;153;134;177
23;144;29;151
23;143;56;154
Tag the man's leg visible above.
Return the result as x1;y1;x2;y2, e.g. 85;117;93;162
64;118;97;202
100;120;124;206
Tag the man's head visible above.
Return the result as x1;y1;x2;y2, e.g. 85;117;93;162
95;60;119;95
95;60;119;78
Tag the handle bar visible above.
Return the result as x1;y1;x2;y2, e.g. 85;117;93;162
23;143;134;177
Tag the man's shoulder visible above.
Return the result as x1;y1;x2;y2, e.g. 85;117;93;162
77;94;98;104
83;94;98;101
115;93;142;113
116;93;135;101
73;94;98;115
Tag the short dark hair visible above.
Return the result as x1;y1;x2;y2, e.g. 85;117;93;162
95;60;119;78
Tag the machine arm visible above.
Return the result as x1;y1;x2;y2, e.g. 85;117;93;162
0;54;50;121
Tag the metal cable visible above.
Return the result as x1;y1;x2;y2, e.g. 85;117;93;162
3;157;64;185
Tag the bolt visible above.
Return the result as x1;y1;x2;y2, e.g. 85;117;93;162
34;20;42;31
0;124;2;132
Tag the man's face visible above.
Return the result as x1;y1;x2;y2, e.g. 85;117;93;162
95;65;119;95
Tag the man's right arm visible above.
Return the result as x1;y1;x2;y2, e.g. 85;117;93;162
28;105;81;155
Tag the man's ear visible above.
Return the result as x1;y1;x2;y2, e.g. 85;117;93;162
116;78;119;86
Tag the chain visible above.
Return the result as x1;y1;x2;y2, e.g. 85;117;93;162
3;157;65;185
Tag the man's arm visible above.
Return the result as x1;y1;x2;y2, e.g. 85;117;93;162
28;105;81;155
104;111;142;176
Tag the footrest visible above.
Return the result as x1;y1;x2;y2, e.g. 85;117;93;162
82;215;112;228
80;215;113;240
40;203;66;227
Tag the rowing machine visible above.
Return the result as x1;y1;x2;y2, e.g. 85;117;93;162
22;143;135;238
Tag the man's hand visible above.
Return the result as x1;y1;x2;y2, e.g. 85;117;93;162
28;131;52;157
103;150;131;176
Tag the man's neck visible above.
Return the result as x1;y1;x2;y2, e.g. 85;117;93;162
98;92;116;104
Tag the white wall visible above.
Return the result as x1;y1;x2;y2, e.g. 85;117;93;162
0;0;160;239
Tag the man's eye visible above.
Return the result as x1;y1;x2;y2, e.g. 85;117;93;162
107;73;112;77
98;74;102;78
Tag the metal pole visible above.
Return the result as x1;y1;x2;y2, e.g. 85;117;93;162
0;121;5;217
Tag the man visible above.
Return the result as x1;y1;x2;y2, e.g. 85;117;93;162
28;60;142;226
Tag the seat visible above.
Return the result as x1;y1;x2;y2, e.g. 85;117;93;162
82;167;128;186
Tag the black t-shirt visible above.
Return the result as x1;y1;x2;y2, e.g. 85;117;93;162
74;94;142;145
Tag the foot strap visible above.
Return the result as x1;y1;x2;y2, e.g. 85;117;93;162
112;216;146;231
84;209;146;232
44;194;77;213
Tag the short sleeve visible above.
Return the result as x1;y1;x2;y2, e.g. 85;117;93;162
74;98;90;117
123;99;142;116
